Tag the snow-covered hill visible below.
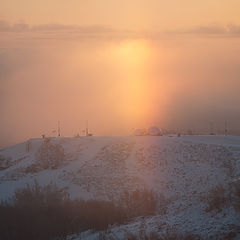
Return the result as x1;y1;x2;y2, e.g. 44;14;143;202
0;135;240;239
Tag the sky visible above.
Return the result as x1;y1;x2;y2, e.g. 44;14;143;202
0;0;240;147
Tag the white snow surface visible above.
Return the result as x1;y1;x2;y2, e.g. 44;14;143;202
0;135;240;239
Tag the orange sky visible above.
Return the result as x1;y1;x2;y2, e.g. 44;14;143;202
1;0;240;29
0;0;240;147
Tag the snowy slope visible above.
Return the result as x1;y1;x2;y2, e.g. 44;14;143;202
0;135;240;238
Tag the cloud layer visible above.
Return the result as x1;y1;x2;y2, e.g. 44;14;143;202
1;20;240;38
169;24;240;36
0;20;114;33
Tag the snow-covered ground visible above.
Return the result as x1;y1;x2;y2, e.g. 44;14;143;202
0;135;240;239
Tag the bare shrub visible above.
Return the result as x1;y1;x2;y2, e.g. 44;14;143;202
0;181;69;240
12;180;68;207
95;230;203;240
0;182;145;240
0;181;164;240
124;232;139;240
119;189;158;218
205;185;227;212
230;180;240;210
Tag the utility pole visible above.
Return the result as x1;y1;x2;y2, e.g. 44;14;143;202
86;120;88;136
58;121;61;137
225;121;227;136
26;139;30;152
209;121;214;135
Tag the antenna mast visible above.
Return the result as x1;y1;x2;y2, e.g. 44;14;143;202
86;120;88;136
58;121;61;137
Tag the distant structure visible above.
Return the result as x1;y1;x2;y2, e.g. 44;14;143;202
26;140;31;152
209;122;214;135
74;133;80;138
148;126;163;136
85;120;93;136
134;126;163;136
134;129;147;136
225;121;228;136
58;121;61;137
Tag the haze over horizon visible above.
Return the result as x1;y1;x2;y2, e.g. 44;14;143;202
1;0;240;148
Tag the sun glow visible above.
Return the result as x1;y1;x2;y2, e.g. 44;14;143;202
115;40;150;68
111;40;153;126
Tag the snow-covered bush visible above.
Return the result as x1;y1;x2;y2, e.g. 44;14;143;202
0;155;11;170
35;139;65;169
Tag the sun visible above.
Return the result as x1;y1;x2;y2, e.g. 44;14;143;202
115;40;151;68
